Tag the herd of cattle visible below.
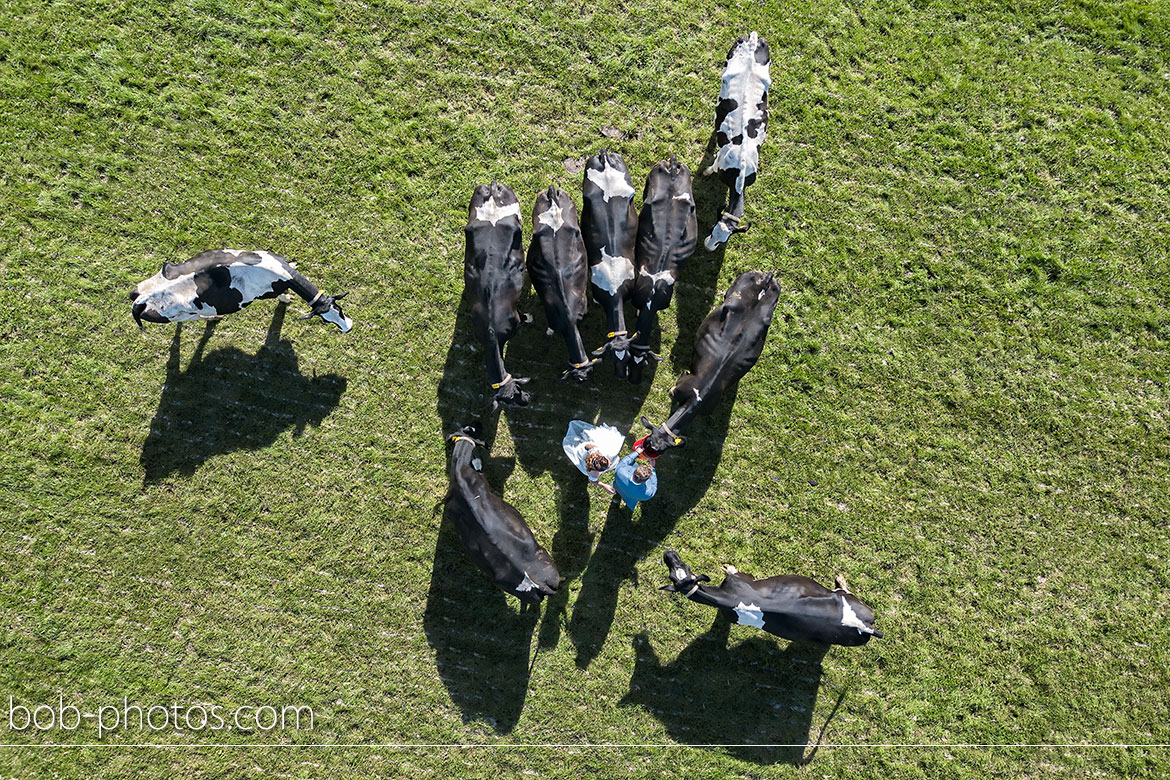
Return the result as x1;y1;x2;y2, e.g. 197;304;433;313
129;33;883;650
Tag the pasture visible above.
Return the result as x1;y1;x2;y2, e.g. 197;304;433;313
1;0;1168;776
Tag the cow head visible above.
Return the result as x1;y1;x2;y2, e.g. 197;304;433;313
704;214;751;251
592;330;636;379
638;415;686;456
129;288;171;329
561;359;598;383
446;424;486;449
489;375;531;412
303;292;353;333
660;550;709;594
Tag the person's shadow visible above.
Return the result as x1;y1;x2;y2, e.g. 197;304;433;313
620;616;838;765
140;305;346;482
498;283;656;652
422;444;540;734
567;382;737;668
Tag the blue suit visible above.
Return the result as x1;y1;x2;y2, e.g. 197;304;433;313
613;453;657;509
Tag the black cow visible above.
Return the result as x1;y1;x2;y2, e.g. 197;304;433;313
639;270;780;456
441;428;563;604
130;249;352;331
630;155;698;384
704;32;771;251
464;182;530;409
661;550;883;646
526;186;596;381
580;149;638;379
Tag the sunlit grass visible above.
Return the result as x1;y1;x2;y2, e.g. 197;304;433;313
1;0;1167;776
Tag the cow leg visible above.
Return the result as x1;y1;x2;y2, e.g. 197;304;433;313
192;320;217;362
628;308;661;385
561;328;596;383
264;301;287;348
486;335;530;410
590;296;632;380
834;574;851;594
705;181;750;251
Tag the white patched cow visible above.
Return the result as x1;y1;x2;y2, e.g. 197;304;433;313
131;249;352;332
662;550;884;646
704;32;771;250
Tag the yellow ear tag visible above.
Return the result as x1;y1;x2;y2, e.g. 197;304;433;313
674;437;682;445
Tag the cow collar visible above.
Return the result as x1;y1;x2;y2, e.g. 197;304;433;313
490;373;513;390
661;421;684;446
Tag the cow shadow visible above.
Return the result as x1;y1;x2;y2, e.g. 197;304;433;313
567;383;737;668
423;485;541;734
140;306;346;482
436;291;493;438
434;292;520;506
430;296;543;733
620;616;836;765
670;133;730;373
501;284;656;651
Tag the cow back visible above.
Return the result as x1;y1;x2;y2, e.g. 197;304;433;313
526;187;588;333
674;271;780;415
581;150;638;302
446;460;561;602
160;249;284;280
464;183;526;344
634;158;697;311
712;32;771;193
716;573;877;646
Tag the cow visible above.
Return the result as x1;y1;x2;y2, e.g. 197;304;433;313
580;149;638;379
661;550;883;646
441;427;563;604
526;186;597;381
630;155;698;384
130;249;352;332
464;181;531;410
637;270;780;456
703;32;771;251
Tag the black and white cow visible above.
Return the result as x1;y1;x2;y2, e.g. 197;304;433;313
661;550;883;646
441;428;563;604
464;181;531;410
526;186;596;382
639;270;780;456
130;249;352;331
630;155;698;384
703;32;771;251
580;149;638;380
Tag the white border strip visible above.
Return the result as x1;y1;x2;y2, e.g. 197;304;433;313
0;744;1165;748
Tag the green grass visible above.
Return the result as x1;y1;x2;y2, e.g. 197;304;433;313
2;0;1168;776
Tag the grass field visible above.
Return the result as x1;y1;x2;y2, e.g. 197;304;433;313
2;0;1168;776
